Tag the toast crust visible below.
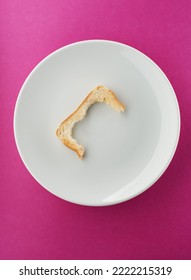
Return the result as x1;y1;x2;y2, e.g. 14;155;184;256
56;86;125;159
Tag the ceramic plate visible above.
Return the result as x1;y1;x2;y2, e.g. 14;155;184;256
14;40;180;206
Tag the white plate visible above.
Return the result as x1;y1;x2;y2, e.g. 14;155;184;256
14;40;180;206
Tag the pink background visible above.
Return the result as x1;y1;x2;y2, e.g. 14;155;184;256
0;0;191;260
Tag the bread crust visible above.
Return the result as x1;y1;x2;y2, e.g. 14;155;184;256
56;86;125;159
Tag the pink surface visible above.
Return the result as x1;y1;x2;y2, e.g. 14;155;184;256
0;0;191;260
